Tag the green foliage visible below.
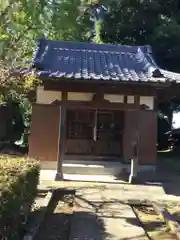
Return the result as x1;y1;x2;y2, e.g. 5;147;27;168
0;156;40;240
0;90;32;145
0;0;90;67
0;0;91;146
93;20;104;43
101;0;180;72
1;0;180;147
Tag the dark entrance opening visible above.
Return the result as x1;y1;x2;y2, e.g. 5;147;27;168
65;109;124;158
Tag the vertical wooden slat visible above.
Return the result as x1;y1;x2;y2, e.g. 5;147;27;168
124;95;128;104
62;91;67;100
134;95;140;105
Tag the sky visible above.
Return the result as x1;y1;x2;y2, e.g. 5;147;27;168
172;112;180;129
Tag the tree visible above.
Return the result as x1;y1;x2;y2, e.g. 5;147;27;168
101;0;180;72
97;0;180;149
0;0;90;67
0;0;91;146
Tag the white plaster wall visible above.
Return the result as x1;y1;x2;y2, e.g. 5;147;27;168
67;92;93;101
140;96;154;110
37;86;62;104
127;96;134;104
37;87;125;104
36;86;154;109
104;94;124;103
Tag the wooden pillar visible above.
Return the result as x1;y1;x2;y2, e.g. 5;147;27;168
56;104;66;180
129;95;140;183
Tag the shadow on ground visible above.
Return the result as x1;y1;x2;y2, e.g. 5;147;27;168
113;151;180;198
73;192;148;240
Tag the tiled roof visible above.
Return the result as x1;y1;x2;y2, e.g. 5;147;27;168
20;39;180;83
160;69;180;82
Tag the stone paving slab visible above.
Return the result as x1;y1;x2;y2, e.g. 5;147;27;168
75;184;180;202
70;210;105;240
98;203;147;240
70;195;147;240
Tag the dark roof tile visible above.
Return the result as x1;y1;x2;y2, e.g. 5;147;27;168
16;39;180;83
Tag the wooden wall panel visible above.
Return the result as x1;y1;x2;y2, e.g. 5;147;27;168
123;110;157;164
138;110;157;164
28;104;60;162
123;110;137;162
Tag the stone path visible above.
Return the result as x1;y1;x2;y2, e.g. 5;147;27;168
39;172;180;239
70;188;147;240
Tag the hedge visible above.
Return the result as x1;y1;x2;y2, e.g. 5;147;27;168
0;155;40;240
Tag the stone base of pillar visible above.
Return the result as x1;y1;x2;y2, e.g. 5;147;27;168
55;172;64;181
128;158;138;184
128;175;138;184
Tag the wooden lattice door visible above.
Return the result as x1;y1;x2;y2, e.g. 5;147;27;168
93;110;123;157
65;109;123;157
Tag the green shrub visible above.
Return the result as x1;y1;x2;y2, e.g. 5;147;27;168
0;155;40;240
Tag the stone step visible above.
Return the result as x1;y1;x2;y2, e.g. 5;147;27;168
40;160;155;178
63;163;123;176
41;160;124;175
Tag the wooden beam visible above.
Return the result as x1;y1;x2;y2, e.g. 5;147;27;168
124;96;128;104
92;92;104;102
157;83;180;103
41;76;171;87
56;105;66;180
154;95;158;111
134;95;140;105
61;91;67;100
50;100;139;111
129;95;140;184
43;80;158;96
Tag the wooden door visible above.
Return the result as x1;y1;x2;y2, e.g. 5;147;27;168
65;109;123;157
65;109;94;154
93;110;123;157
94;111;111;156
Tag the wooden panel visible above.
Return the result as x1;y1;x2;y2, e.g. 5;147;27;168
123;110;137;161
138;110;157;164
109;141;122;156
66;110;94;139
29;104;60;161
65;109;123;157
94;110;123;156
51;100;137;110
43;79;158;96
93;140;109;156
123;110;157;164
65;139;92;154
93;140;121;156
